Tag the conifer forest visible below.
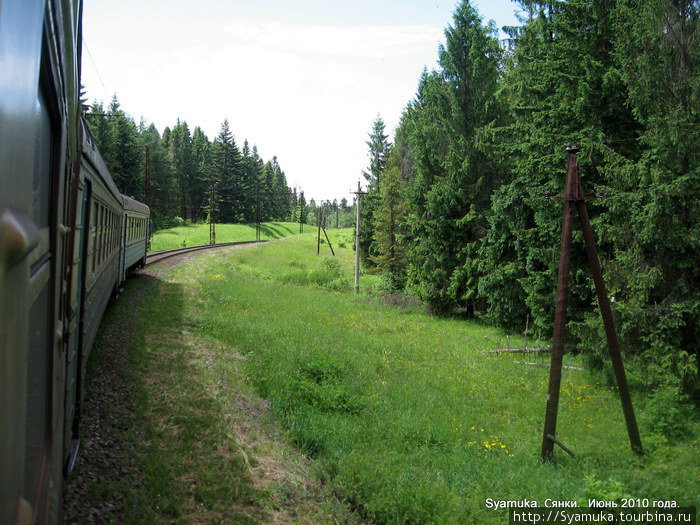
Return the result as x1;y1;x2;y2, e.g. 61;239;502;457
359;0;699;403
85;99;356;232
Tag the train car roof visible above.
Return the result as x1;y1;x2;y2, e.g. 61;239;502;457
80;119;122;202
121;194;149;214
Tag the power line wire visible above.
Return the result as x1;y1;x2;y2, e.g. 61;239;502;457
82;37;108;99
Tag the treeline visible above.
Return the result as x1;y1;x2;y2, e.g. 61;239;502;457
85;96;299;228
361;0;698;396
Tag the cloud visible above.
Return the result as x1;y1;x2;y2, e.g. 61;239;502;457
224;20;443;59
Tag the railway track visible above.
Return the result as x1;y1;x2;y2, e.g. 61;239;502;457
145;240;266;266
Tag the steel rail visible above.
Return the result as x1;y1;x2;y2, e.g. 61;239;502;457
145;240;266;266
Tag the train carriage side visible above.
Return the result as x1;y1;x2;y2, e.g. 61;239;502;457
78;124;124;353
120;196;149;282
65;124;125;435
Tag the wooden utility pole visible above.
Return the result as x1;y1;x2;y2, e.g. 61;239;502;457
352;180;367;294
209;186;217;245
209;213;216;245
317;208;322;255
299;193;305;234
541;146;642;461
255;180;261;241
209;191;216;244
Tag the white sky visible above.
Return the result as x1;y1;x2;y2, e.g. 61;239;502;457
81;0;520;202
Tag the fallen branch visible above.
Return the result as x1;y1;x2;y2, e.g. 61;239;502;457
484;346;577;355
515;361;583;371
484;347;551;354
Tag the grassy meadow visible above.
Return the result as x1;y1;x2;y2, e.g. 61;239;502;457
149;221;300;252
95;230;698;523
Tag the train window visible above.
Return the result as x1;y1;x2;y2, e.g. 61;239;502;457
108;211;112;255
96;204;101;266
90;200;96;275
103;207;108;261
99;204;105;266
31;89;52;228
104;207;108;260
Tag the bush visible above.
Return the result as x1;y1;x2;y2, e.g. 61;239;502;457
309;257;342;286
279;257;349;291
641;386;694;441
279;268;309;285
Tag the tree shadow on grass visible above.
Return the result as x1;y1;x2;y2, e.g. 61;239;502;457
246;222;296;239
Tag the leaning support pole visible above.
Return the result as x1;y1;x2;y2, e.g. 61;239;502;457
322;227;336;256
576;200;643;456
541;146;577;462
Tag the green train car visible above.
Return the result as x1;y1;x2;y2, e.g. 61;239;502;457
0;1;149;522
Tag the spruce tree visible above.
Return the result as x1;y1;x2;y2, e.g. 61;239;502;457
398;1;501;314
105;95;142;200
373;150;407;289
211;119;241;222
359;115;391;266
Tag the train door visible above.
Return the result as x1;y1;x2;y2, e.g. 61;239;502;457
0;34;64;525
63;180;90;473
23;78;60;525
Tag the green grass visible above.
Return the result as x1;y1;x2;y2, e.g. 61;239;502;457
216;228;383;292
96;232;698;523
181;235;698;524
149;221;300;252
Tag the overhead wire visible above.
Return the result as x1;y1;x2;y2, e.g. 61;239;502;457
82;37;109;100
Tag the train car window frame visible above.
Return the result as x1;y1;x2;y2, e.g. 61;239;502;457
96;203;102;268
110;211;115;256
90;199;96;277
